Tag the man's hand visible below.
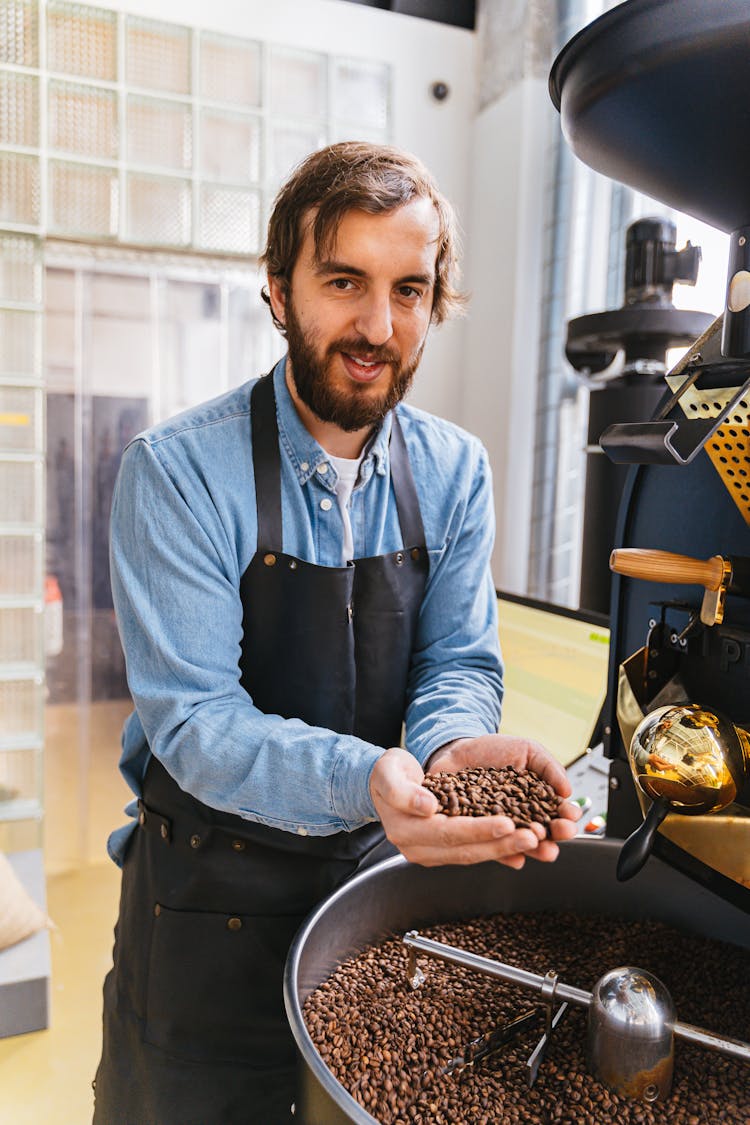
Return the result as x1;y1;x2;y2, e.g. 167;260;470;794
369;736;580;870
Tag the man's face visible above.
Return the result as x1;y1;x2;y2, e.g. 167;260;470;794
268;198;439;434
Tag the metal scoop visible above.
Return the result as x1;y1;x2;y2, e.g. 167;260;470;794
404;931;750;1103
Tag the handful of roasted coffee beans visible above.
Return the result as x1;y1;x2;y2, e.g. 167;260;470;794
422;765;560;833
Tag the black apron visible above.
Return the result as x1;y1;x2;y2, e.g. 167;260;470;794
93;373;429;1125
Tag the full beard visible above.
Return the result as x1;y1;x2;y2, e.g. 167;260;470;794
284;300;424;432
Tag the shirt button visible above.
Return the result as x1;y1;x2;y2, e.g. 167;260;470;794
320;498;333;512
317;463;328;474
300;461;309;471
227;917;242;931
297;826;309;836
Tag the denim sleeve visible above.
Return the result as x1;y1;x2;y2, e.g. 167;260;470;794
404;441;504;763
110;438;382;834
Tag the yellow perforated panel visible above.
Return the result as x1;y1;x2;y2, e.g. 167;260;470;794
706;403;750;525
670;381;750;525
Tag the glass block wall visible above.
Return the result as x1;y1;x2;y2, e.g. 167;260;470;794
0;0;392;254
0;230;45;851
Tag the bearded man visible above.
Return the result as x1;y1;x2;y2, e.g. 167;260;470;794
93;142;579;1125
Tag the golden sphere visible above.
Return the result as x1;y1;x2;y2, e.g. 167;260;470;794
629;703;746;814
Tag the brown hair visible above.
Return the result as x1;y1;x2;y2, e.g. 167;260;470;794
260;141;466;334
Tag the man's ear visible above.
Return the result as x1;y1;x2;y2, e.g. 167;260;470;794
267;274;287;329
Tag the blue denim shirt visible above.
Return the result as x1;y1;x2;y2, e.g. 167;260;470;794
107;357;503;864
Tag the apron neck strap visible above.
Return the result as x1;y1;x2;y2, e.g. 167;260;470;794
388;412;427;549
251;373;282;551
250;370;427;550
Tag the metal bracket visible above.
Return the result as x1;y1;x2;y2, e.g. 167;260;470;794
600;361;750;465
526;1000;570;1086
442;1008;541;1076
406;941;426;990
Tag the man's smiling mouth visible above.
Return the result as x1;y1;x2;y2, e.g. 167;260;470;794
340;352;389;382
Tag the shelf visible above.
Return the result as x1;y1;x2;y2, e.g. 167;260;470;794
0;736;43;753
0;797;42;823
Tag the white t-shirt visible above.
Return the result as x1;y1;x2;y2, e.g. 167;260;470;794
328;453;363;565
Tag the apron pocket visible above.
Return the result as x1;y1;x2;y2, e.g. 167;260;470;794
144;903;302;1066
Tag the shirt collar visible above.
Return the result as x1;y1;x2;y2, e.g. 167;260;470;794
272;355;391;484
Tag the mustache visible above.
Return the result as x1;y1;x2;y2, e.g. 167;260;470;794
328;337;400;365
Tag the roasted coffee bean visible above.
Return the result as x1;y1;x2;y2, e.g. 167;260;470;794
304;912;750;1125
421;766;560;834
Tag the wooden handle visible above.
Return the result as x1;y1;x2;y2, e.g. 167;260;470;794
609;549;726;591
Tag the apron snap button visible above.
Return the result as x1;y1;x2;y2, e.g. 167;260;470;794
289;559;297;570
160;822;169;840
227;916;242;931
231;839;246;852
154;903;161;917
138;810;145;826
264;553;276;567
411;547;420;560
395;552;404;565
190;834;201;849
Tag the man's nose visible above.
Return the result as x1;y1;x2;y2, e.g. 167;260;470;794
354;293;393;346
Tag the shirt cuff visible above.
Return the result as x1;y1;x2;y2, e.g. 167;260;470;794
330;740;385;830
408;720;497;769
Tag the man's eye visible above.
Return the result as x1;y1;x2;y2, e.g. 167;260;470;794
399;286;421;300
330;278;354;290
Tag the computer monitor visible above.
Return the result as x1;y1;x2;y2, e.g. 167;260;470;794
497;591;610;768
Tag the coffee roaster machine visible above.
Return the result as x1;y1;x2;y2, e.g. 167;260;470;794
284;4;750;1121
552;0;750;900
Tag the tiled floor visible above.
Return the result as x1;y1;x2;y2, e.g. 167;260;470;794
0;700;132;1125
